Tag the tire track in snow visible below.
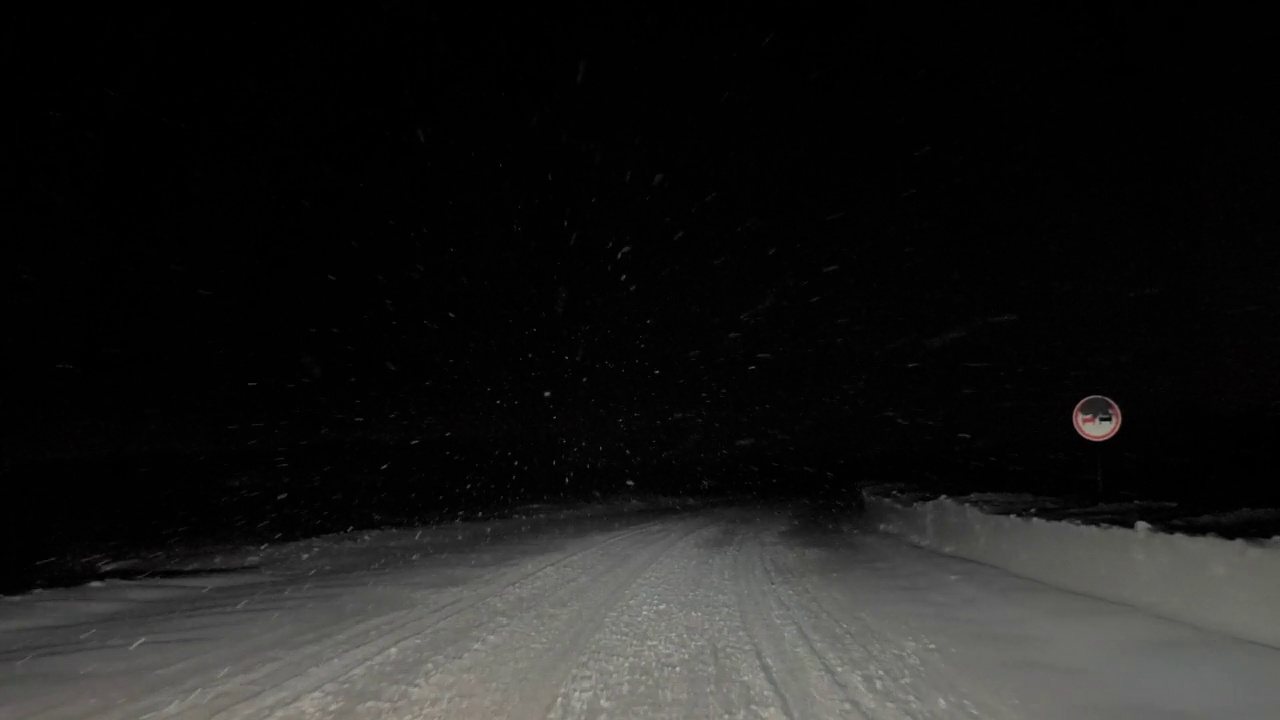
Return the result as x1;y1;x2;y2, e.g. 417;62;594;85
233;518;707;720
6;586;366;720
140;519;669;720
547;518;788;720
757;537;936;720
768;538;1018;720
735;527;869;720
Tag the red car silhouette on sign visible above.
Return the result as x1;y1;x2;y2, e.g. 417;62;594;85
1073;395;1121;441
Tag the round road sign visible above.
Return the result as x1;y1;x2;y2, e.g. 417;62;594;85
1073;395;1121;442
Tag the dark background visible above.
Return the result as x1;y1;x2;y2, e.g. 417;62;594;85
4;5;1277;591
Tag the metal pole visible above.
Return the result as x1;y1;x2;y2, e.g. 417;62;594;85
1096;446;1103;497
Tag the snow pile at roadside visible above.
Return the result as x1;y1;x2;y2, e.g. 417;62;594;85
0;496;702;632
1162;507;1280;534
862;489;1280;648
3;495;706;598
258;494;707;577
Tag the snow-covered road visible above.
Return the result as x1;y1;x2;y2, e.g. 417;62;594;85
4;505;1279;719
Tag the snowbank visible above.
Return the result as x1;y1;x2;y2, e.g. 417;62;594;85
862;490;1280;648
2;495;706;598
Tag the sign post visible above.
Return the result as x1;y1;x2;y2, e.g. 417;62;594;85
1073;395;1122;495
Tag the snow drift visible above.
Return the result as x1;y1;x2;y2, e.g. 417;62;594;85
861;488;1280;648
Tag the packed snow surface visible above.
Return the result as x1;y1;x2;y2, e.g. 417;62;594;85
4;500;1279;719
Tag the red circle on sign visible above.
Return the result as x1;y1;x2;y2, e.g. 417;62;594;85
1073;395;1122;442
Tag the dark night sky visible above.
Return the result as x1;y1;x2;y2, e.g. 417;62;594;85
3;6;1278;584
